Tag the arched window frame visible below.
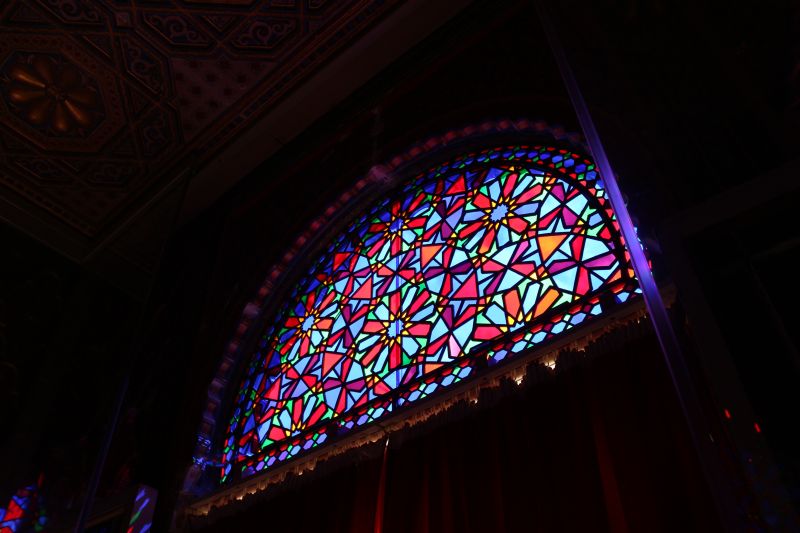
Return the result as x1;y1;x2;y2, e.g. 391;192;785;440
185;119;644;502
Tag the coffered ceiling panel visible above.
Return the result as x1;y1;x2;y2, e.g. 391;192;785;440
0;0;408;262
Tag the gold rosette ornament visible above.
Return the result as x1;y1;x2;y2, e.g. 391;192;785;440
7;55;100;134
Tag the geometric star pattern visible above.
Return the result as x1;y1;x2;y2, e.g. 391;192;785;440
222;144;639;481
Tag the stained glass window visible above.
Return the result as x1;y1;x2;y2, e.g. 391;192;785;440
0;479;46;533
221;144;638;482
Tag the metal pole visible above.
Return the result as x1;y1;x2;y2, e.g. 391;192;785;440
534;2;740;531
72;375;128;533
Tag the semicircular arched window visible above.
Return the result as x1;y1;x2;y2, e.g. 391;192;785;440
221;143;639;482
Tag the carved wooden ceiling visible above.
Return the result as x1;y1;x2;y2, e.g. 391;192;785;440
0;0;436;273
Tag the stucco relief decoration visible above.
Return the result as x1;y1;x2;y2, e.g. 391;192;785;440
40;0;104;25
143;13;212;48
3;53;103;136
232;18;298;51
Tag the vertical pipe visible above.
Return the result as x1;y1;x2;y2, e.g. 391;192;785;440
73;375;129;533
373;437;390;533
534;2;739;531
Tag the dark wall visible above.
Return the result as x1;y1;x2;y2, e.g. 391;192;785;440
0;223;140;521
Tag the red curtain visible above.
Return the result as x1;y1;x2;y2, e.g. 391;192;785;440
189;323;724;532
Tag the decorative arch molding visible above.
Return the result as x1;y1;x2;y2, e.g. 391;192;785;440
185;118;640;502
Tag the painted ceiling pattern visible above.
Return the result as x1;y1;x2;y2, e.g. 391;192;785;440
0;0;401;241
